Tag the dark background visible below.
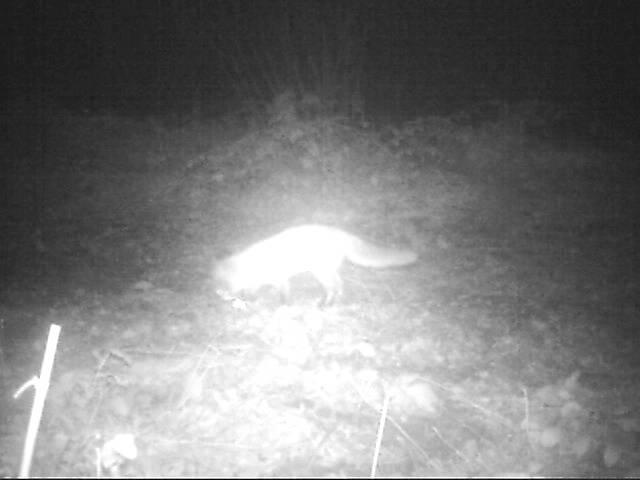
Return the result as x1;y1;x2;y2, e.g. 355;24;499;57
4;0;639;127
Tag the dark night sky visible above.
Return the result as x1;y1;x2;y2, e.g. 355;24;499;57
4;0;639;120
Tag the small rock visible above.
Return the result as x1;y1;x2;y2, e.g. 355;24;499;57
603;443;621;468
539;426;562;448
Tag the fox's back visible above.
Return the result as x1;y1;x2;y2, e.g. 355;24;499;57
215;225;352;292
244;225;352;274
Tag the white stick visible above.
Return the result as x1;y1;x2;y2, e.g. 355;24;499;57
370;388;391;478
18;324;61;478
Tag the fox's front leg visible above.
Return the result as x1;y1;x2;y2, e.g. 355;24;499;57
278;280;292;305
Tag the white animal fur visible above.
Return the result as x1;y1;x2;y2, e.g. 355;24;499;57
214;224;417;305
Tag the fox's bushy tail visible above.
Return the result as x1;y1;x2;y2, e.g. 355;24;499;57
345;237;417;268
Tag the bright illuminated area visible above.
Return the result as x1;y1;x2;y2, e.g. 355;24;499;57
2;1;639;476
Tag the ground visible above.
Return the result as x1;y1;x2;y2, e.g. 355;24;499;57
1;110;639;476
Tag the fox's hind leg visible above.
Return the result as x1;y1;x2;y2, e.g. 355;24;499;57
314;269;343;307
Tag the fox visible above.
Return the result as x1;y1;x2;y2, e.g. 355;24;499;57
213;224;417;305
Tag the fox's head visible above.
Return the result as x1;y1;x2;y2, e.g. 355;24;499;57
214;256;268;294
